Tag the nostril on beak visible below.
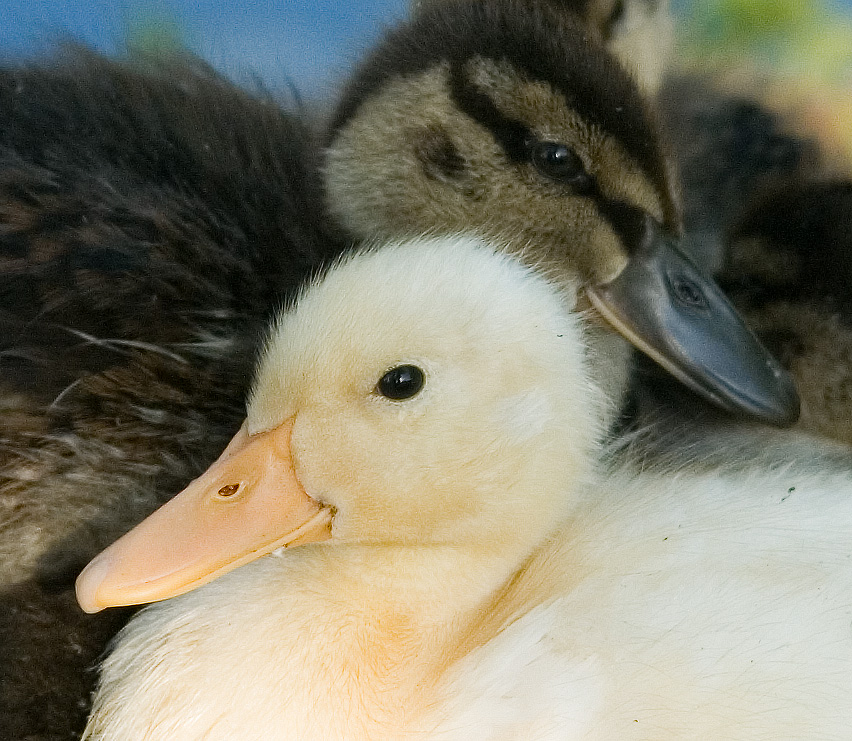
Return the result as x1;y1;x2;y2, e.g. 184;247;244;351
217;483;241;498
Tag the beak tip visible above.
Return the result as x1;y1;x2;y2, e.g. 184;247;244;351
726;365;800;428
768;372;801;428
75;553;112;614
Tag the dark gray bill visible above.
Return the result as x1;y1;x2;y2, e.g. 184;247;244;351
586;220;800;427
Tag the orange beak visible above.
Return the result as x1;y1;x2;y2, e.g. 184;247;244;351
75;419;333;614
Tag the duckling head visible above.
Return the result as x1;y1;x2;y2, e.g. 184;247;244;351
324;0;798;426
76;236;603;613
410;0;674;94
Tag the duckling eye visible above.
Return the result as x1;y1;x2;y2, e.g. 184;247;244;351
530;142;591;191
376;365;425;401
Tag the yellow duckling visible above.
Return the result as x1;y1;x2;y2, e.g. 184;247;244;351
78;236;852;740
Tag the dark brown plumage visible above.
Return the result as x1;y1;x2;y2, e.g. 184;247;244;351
0;50;340;575
720;182;852;445
658;75;817;277
0;50;343;738
0;582;133;740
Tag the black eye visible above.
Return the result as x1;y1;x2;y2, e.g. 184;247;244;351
530;142;592;191
376;365;425;400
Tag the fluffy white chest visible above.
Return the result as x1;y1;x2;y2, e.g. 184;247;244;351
83;547;583;741
85;558;431;740
84;552;606;741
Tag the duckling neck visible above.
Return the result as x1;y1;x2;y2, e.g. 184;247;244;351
291;541;526;655
268;543;529;727
87;542;531;741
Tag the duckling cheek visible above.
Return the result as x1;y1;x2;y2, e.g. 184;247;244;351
494;392;553;444
289;411;405;541
290;405;474;543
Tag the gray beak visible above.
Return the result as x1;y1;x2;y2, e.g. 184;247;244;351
586;220;800;427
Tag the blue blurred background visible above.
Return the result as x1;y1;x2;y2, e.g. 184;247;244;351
0;0;406;95
0;0;850;93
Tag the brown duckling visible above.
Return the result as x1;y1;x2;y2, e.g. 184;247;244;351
324;0;796;427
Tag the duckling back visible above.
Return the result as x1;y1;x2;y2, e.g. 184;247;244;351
427;455;852;739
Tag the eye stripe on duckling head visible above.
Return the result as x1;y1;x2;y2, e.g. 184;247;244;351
447;58;660;254
447;61;531;164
